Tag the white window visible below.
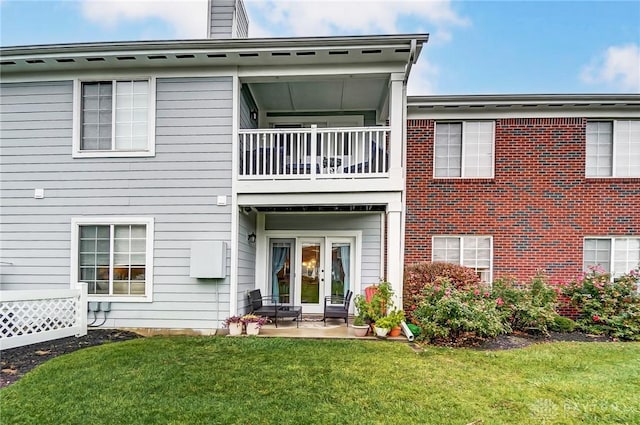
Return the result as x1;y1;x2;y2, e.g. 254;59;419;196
434;121;494;178
586;120;640;177
73;78;156;157
71;217;154;302
584;237;640;278
432;236;493;282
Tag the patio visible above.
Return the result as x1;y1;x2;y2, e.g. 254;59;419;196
254;316;410;340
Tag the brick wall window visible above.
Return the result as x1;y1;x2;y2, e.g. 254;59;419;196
584;237;640;278
434;121;494;178
586;120;640;177
433;236;492;282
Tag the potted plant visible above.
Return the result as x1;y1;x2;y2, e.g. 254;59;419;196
386;309;405;337
241;314;267;335
373;315;393;337
352;315;370;337
223;315;243;336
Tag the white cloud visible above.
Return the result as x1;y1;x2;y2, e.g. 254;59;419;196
80;0;208;39
407;56;438;95
244;0;469;94
581;43;640;93
245;0;468;38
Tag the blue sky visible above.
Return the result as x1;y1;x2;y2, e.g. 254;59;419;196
1;0;639;95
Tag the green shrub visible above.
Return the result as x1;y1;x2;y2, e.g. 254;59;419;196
412;278;509;342
492;273;559;335
550;316;577;333
563;267;640;340
404;262;480;321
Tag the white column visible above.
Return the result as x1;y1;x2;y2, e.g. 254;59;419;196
388;74;404;176
386;205;403;308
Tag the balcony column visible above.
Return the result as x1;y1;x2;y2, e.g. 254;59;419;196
386;198;403;308
388;73;404;175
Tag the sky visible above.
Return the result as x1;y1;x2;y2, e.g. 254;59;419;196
1;0;639;95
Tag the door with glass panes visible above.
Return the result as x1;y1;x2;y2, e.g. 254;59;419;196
269;237;354;314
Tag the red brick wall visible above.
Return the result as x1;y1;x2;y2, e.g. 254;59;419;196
405;118;640;286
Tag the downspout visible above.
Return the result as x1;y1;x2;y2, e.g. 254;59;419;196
399;39;416;310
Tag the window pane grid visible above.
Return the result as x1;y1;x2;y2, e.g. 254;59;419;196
114;81;149;151
463;122;494;177
614;121;640;177
80;80;149;152
79;225;111;295
613;238;640;278
583;238;612;272
79;223;146;296
586;121;613;177
434;121;494;178
433;236;491;282
81;82;113;151
434;123;462;177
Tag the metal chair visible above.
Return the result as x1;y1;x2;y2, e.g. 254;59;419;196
323;290;353;326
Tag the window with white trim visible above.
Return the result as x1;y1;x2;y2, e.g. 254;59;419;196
72;217;154;302
584;237;640;278
434;121;494;178
73;79;155;157
432;236;492;282
586;120;640;177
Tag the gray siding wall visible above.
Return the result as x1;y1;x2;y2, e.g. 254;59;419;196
0;77;234;331
237;210;256;315
239;85;258;130
264;213;383;293
1;81;74;289
209;0;247;39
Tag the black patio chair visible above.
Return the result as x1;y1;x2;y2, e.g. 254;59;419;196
323;290;353;326
247;289;280;327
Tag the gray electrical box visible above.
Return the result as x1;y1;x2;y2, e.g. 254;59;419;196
190;241;227;278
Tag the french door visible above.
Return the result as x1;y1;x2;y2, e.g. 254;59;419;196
269;236;354;314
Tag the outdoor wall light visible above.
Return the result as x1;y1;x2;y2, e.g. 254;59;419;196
250;110;258;121
248;232;256;244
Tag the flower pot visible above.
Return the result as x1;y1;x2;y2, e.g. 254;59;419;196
375;327;390;338
228;322;243;336
352;324;369;337
389;326;402;337
245;322;261;336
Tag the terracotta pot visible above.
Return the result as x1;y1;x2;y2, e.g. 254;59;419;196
389;326;402;337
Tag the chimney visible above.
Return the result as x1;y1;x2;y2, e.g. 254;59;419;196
207;0;249;39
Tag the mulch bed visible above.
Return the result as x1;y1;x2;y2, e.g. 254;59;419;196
0;329;615;389
1;329;141;389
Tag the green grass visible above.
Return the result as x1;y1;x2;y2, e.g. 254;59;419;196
2;338;639;424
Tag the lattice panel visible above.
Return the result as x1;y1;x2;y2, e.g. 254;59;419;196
1;298;77;339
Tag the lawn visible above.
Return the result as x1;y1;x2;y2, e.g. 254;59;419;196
1;337;639;424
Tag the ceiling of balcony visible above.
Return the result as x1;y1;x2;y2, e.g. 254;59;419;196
246;76;389;113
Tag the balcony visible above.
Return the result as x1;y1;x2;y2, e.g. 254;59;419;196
239;126;390;180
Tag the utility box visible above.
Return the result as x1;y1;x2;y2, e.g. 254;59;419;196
190;241;227;279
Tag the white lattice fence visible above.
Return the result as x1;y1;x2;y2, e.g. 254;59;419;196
0;283;87;350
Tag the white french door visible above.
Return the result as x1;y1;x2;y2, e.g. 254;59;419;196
292;237;354;314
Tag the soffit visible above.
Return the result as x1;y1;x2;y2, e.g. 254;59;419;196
0;34;427;76
248;77;388;112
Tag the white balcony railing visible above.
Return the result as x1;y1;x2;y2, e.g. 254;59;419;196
239;126;389;179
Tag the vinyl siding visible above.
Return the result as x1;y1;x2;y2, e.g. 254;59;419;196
237;210;257;314
264;213;383;292
239;85;258;130
209;0;238;39
0;77;234;331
